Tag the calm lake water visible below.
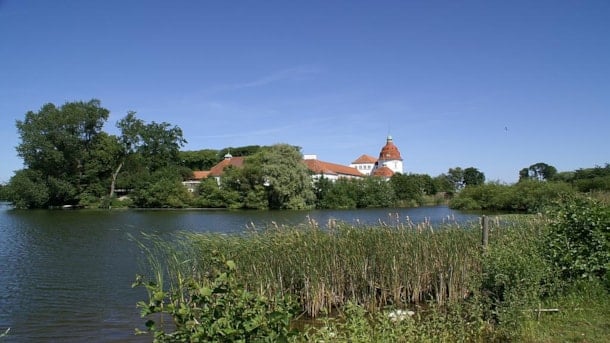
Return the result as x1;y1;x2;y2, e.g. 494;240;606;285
0;204;479;342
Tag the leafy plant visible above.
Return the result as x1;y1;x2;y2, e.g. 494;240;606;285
545;196;610;280
133;256;299;342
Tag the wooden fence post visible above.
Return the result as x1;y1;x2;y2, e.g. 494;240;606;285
481;215;489;250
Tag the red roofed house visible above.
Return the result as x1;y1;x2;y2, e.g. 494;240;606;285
183;170;211;192
208;153;245;180
181;153;244;191
303;155;363;181
350;154;377;176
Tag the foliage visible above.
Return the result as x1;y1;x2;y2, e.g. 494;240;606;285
354;177;396;208
248;144;315;210
5;169;50;208
463;167;485;187
520;279;610;342
111;112;187;199
217;145;263;160
450;180;575;212
315;177;396;209
0;184;8;201
179;149;219;171
12;100;109;207
155;221;482;318
479;215;559;339
301;300;491;343
568;164;610;192
134;209;610;342
199;144;316;210
315;178;357;209
442;167;485;193
193;178;229;208
519;162;558;181
390;173;434;206
8;101;190;208
446;167;465;191
133;251;299;342
131;167;193;208
544;196;610;280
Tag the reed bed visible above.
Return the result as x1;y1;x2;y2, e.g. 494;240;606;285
139;215;501;317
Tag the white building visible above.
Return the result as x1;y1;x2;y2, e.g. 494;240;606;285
351;136;404;179
372;135;404;176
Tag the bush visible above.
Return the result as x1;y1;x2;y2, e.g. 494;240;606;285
477;216;559;340
133;256;299;342
450;181;575;212
544;196;610;280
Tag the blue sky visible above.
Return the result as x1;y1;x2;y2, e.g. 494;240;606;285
1;0;608;183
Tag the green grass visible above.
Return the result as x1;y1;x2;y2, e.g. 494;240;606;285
521;280;610;342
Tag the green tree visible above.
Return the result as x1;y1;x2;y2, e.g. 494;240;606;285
391;173;427;206
217;145;262;159
179;149;219;170
195;177;231;208
356;177;396;208
13;100;109;207
245;144;315;210
313;176;334;208
139;120;187;172
446;167;465;192
317;178;358;209
433;174;454;195
520;162;558;181
130;167;193;208
0;183;8;201
110;112;187;199
212;144;314;210
463;167;485;187
5;169;50;208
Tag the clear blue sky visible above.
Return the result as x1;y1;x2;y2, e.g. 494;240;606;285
1;0;608;184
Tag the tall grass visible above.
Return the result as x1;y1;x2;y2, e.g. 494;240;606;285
137;216;489;317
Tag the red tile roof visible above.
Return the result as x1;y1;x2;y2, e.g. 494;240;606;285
208;156;245;177
191;171;211;180
304;159;363;177
378;136;403;161
371;166;395;177
352;154;377;164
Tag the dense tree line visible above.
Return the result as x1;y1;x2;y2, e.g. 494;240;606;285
4;100;490;210
9;100;605;211
450;162;610;212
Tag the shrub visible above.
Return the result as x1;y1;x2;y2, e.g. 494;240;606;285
480;217;557;340
450;181;575;212
544;196;610;280
133;256;299;342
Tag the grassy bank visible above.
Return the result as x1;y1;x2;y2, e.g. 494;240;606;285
133;197;610;342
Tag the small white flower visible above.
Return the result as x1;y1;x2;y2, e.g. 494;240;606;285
387;309;415;322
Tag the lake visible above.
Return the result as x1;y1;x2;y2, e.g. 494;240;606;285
0;204;479;342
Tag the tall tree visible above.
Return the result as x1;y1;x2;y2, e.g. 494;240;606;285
463;167;485;186
109;112;187;198
14;100;109;207
446;167;465;192
519;162;558;181
240;144;315;209
179;149;219;170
